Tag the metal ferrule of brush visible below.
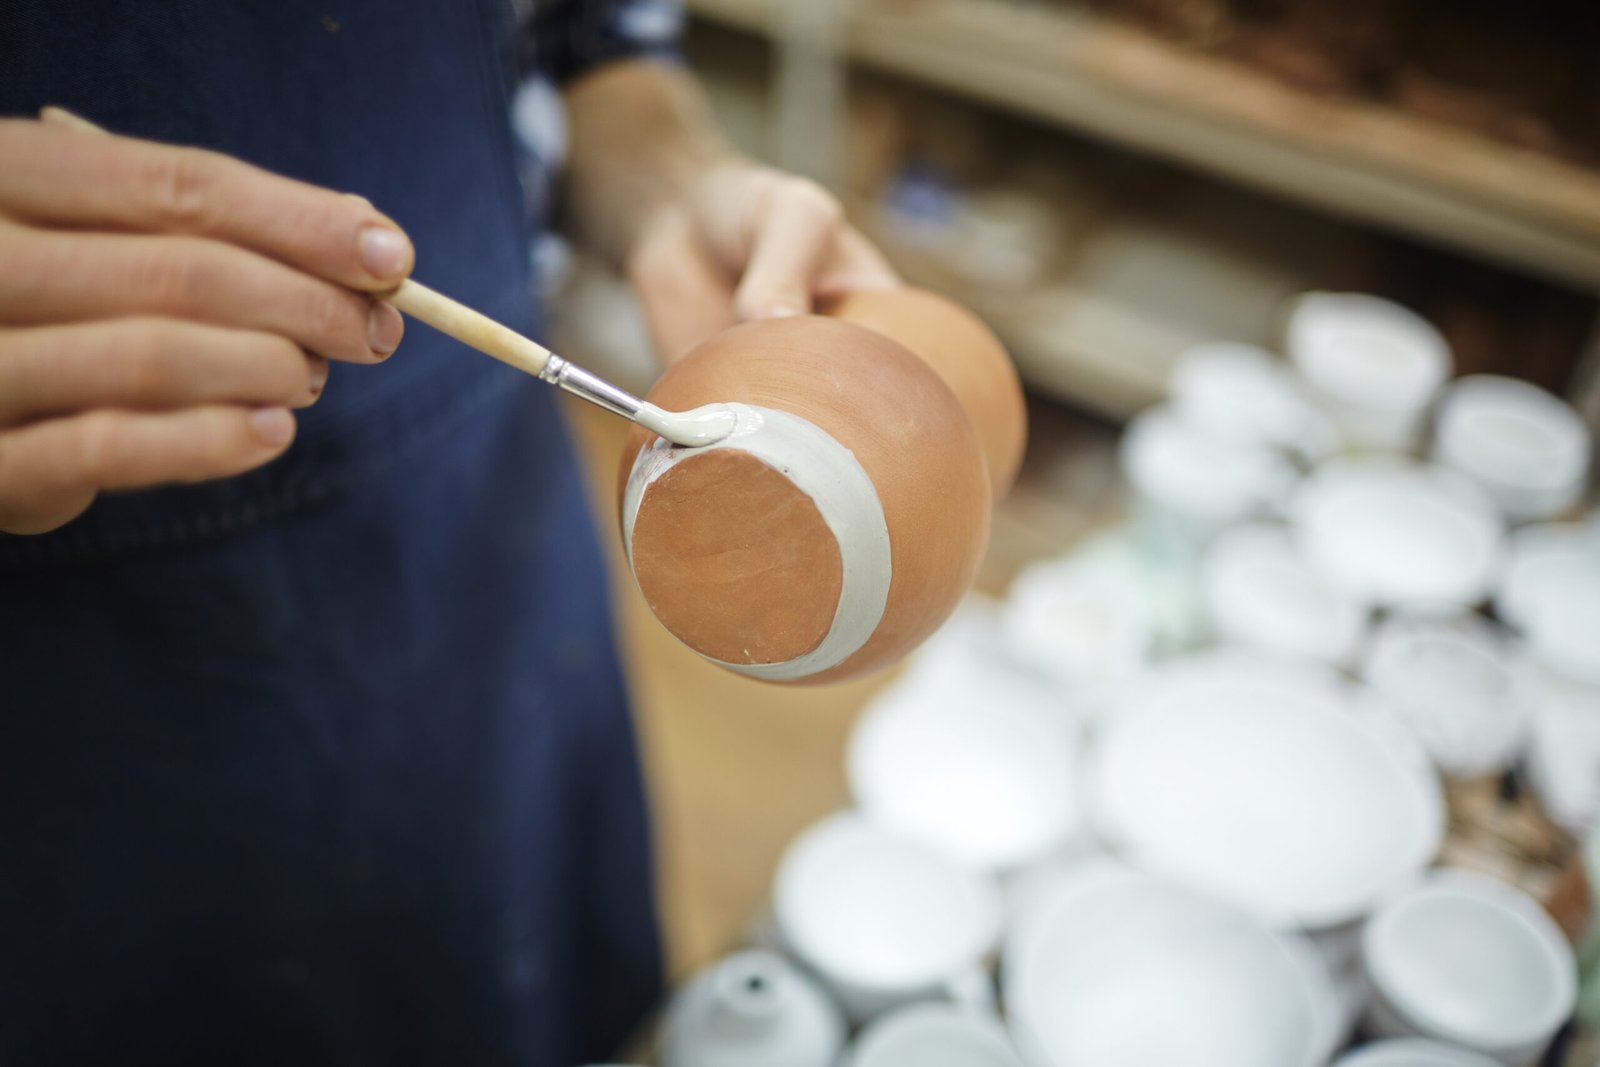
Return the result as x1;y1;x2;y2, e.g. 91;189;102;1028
539;353;645;421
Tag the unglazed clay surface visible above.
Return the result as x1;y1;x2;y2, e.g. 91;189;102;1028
822;287;1026;498
619;315;990;684
624;404;892;681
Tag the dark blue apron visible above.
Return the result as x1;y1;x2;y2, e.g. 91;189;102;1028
0;3;662;1063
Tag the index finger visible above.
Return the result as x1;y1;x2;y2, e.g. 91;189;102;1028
0;116;413;292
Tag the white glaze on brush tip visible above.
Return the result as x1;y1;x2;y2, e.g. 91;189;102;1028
623;403;892;681
634;402;739;447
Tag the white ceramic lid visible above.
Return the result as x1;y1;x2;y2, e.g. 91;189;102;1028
1121;406;1297;526
773;813;1001;991
847;662;1082;871
1088;650;1444;929
1201;522;1367;664
1285;292;1451;413
1169;341;1339;460
1291;457;1503;611
1334;1038;1502;1067
1362;869;1577;1055
847;1003;1022;1067
1434;374;1591;521
1005;864;1328;1067
1360;614;1533;778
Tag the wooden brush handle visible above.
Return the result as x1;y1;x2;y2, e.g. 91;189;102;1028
384;279;554;378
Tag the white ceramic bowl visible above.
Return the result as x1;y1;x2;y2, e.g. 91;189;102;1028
1122;406;1298;540
1335;1038;1503;1067
1005;863;1333;1067
1362;869;1578;1066
999;540;1157;698
847;661;1083;872
1360;614;1534;778
773;812;1002;1021
846;1003;1022;1067
1496;521;1600;634
1434;375;1592;522
1169;341;1339;461
1284;292;1451;451
1291;457;1504;612
1088;650;1445;929
1201;522;1367;665
1525;671;1600;835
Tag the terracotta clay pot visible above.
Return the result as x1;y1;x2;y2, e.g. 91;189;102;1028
617;289;1019;684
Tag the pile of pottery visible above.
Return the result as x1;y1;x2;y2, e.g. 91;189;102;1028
652;292;1599;1067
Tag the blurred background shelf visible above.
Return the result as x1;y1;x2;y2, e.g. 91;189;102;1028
687;0;1600;295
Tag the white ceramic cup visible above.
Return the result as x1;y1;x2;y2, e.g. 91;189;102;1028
1283;291;1452;452
1496;521;1600;634
1334;1038;1503;1067
1434;374;1592;523
845;1003;1023;1067
1360;614;1534;778
1362;868;1578;1066
773;812;1002;1022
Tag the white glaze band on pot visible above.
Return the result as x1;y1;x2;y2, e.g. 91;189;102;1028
621;403;893;682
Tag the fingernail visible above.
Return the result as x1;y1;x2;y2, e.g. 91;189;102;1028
307;357;329;396
358;226;411;280
766;305;802;319
250;407;295;447
367;301;403;357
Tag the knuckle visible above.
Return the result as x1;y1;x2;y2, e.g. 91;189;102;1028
301;284;362;350
779;175;842;224
73;411;127;485
133;243;204;311
145;147;221;231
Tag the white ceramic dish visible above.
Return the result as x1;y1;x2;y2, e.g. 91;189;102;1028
1434;375;1592;522
1169;341;1339;461
1291;457;1503;612
1088;650;1444;929
1201;521;1366;664
1284;292;1451;451
1362;869;1577;1066
1335;1038;1503;1067
845;1003;1022;1067
1496;522;1600;634
773;812;1002;1021
1360;614;1534;778
1005;862;1334;1067
847;658;1082;872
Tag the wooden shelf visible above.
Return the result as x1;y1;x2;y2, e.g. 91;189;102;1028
687;0;1600;294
